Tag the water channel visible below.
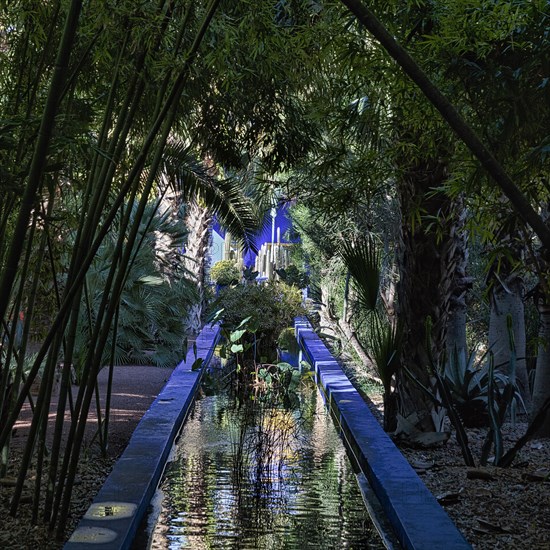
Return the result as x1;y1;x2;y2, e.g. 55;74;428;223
145;374;386;549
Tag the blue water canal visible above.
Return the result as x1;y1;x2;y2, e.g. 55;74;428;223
145;376;386;549
67;321;467;550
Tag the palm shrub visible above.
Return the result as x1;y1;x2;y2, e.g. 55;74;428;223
369;312;401;431
339;234;380;312
74;201;197;378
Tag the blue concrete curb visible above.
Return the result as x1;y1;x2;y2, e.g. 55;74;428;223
295;317;471;550
64;324;221;550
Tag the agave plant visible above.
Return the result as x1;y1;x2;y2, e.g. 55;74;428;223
442;348;492;428
442;346;527;430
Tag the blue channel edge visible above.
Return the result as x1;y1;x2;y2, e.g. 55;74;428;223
295;317;471;550
64;323;221;550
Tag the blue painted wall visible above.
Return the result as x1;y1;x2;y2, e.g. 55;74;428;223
212;201;297;267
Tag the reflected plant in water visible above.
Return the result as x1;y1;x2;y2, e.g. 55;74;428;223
151;372;380;549
162;313;379;549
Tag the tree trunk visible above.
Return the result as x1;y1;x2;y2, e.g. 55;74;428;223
445;203;473;362
184;199;212;333
396;159;467;431
488;275;531;412
532;301;550;436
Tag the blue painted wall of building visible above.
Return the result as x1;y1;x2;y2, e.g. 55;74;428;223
212;201;296;267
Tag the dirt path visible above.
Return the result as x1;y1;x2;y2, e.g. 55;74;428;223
11;365;172;457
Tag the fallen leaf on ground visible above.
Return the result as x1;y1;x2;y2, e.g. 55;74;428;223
475;519;513;534
467;468;494;481
436;491;462;505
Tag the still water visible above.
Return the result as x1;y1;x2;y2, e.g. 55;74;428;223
147;380;384;549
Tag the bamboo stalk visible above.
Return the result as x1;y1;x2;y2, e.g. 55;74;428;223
0;0;83;336
54;2;223;533
9;197;59;515
0;210;39;477
339;0;550;250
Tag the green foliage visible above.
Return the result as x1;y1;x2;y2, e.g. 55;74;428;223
256;362;302;395
481;350;527;466
242;265;259;282
213;315;304;399
368;312;401;393
211;281;305;362
277;327;300;354
3;351;45;378
339;235;381;311
164;143;266;253
74;201;196;376
210;260;240;286
275;264;310;289
367;312;401;432
442;348;493;428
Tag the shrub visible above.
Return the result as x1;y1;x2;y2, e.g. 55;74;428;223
210;260;240;285
212;281;305;361
275;264;309;289
277;327;300;354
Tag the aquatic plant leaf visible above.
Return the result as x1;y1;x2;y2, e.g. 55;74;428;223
230;329;246;342
191;358;203;371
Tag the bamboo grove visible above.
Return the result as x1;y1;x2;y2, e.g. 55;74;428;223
1;0;550;542
0;0;261;536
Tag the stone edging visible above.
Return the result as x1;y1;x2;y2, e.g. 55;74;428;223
64;324;221;550
295;317;471;550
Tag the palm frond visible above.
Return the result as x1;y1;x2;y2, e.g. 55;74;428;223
163;140;263;253
339;234;381;311
369;311;402;392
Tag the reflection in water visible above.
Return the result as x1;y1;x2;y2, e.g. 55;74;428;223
149;380;384;549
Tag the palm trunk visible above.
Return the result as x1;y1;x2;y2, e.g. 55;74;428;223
396;158;467;432
184;199;213;333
